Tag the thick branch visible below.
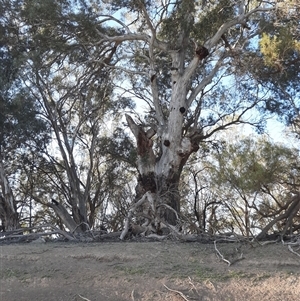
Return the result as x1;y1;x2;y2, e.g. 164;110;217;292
187;55;225;107
95;32;149;44
205;4;275;50
49;201;81;233
256;194;300;240
149;35;165;126
125;114;140;138
120;192;151;240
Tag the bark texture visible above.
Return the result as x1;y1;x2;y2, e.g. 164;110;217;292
0;161;20;231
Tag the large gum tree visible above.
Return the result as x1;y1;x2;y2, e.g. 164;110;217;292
88;0;296;236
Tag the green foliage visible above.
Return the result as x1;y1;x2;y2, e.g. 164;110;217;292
192;0;235;42
159;0;196;48
260;29;300;68
253;3;300;124
0;93;49;152
22;0;64;22
101;127;137;166
0;2;49;157
108;0;152;13
212;137;297;193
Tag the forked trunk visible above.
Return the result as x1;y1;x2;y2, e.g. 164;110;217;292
123;9;207;232
126;115;198;228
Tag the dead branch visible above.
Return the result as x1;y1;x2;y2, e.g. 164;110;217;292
72;222;95;239
0;230;76;243
214;240;231;266
214;240;245;266
256;194;300;240
78;295;92;301
163;284;190;301
0;224;77;242
120;192;150;240
281;234;300;246
97;231;122;240
259;240;279;245
131;289;135;301
146;233;168;240
188;277;200;296
288;245;300;258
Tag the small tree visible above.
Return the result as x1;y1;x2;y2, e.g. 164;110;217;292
206;134;300;238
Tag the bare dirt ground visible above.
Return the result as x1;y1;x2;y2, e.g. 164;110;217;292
1;239;300;301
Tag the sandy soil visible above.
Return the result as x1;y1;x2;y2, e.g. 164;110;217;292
1;240;300;301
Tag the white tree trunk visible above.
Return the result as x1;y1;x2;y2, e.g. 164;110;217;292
111;1;277;231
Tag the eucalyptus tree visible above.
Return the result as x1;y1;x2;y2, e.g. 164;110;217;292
0;0;136;233
0;0;49;231
12;0;137;233
85;0;298;235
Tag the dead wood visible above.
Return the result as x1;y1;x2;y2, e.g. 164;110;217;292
120;192;150;240
78;295;92;301
0;224;77;243
214;240;231;265
256;194;300;240
214;240;245;266
164;284;190;301
288;245;300;258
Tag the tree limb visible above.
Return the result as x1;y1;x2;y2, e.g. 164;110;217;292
214;240;231;266
120;192;151;240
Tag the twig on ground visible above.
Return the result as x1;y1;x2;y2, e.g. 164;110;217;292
188;276;200;295
78;294;92;301
260;240;278;245
131;289;135;301
288;245;300;258
164;284;190;301
214;240;231;266
230;253;245;265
